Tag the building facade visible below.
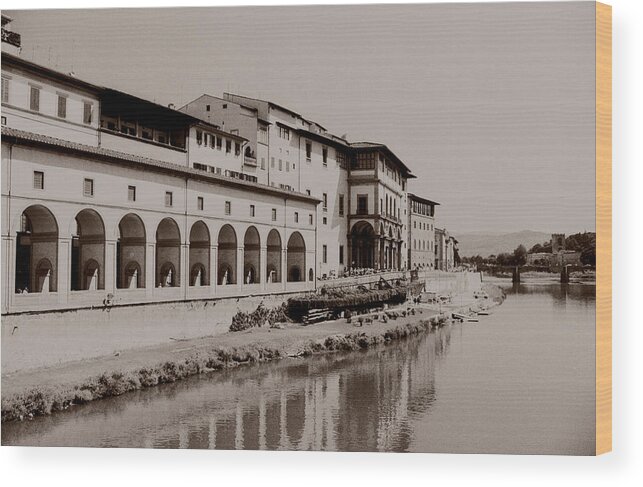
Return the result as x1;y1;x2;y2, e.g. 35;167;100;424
1;21;451;316
407;193;438;270
434;228;458;271
180;93;416;278
1;48;319;315
525;234;582;267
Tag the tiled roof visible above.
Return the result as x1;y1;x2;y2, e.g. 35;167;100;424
1;127;321;204
408;192;440;206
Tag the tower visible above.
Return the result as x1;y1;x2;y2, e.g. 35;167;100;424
551;233;565;253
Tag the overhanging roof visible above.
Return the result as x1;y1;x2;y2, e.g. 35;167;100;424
2;127;320;205
408;193;440;206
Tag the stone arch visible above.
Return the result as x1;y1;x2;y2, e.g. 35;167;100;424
266;229;282;283
15;205;59;293
189;221;210;286
287;231;306;282
218;224;237;285
243;226;261;284
71;209;105;291
117;213;146;289
156;218;181;287
350;220;375;269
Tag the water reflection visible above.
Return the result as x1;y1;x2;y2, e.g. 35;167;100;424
2;283;595;455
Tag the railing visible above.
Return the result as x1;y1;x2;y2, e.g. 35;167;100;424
244;155;257;167
1;28;21;48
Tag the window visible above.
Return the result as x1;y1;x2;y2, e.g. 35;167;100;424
272;208;277;221
235;142;241;156
197;196;204;211
165;191;173;207
279;159;283;171
286;160;289;172
250;204;255;217
83;102;93;124
261;158;266;170
279;126;290;140
206;104;211;112
322;147;328;165
258;126;268;144
323;217;327;225
196;130;203;145
306;141;312;161
322;245;327;264
306;189;311;196
128;185;136;202
225;140;232;154
57;95;67;118
357;195;368;215
225;201;231;215
33;171;44;190
322;193;328;211
294;212;299;223
1;77;8;103
216;136;222;150
309;214;313;225
29;86;40;111
339;245;344;264
339;194;344;216
83;178;94;197
271;157;275;168
222;103;227;109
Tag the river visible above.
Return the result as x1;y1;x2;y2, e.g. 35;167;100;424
2;282;596;455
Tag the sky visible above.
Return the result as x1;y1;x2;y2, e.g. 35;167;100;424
5;2;596;235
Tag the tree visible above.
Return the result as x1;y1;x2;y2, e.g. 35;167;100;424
513;244;527;266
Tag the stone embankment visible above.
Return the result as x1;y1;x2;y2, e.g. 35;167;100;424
1;272;504;423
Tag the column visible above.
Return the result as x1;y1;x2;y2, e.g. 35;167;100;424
374;238;380;271
145;242;155;298
57;237;71;305
210;244;218;297
180;243;189;298
281;248;287;291
2;235;15;314
260;245;267;291
104;239;117;294
236;245;244;292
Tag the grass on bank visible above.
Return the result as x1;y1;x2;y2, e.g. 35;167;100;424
1;316;446;423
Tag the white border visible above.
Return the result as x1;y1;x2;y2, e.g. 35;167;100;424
1;0;641;485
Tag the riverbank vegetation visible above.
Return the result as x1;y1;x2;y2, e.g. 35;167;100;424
229;302;290;332
2;313;447;423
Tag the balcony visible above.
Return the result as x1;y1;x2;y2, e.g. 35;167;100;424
1;28;20;48
244;155;257;167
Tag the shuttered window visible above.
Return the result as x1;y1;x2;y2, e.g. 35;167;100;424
29;86;40;111
83;102;93;124
83;178;94;197
2;77;10;103
33;171;44;190
57;95;67;118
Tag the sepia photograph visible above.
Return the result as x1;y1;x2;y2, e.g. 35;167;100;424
1;1;610;455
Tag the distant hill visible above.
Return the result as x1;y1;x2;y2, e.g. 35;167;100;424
455;230;551;258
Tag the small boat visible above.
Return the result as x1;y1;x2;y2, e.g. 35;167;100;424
452;312;479;322
477;310;490;316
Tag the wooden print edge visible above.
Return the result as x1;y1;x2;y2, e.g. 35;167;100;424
595;1;612;456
